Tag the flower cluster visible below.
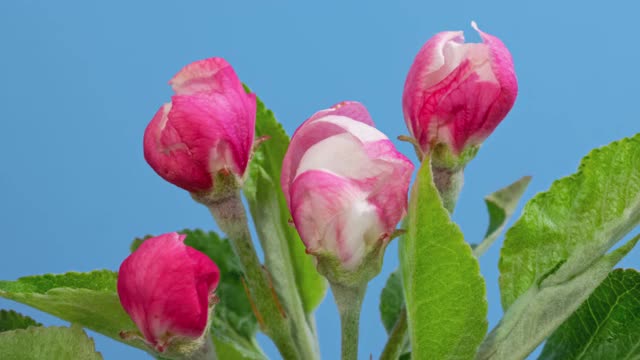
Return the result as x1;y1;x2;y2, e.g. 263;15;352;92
119;23;516;358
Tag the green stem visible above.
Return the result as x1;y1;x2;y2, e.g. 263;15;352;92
432;166;464;214
306;313;320;355
197;191;299;360
331;282;366;360
379;308;409;360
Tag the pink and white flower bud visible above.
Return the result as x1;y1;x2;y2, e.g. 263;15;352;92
144;58;257;194
402;22;517;164
281;101;413;280
117;232;220;354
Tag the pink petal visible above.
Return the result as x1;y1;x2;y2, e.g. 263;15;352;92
117;233;220;349
362;140;414;231
168;93;255;175
470;22;518;145
417;59;503;153
290;170;381;269
282;101;414;270
305;101;374;127
281;106;380;204
143;91;256;192
144;103;215;192
402;24;518;154
169;57;243;96
402;31;464;137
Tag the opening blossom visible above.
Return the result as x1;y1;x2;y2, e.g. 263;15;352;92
144;58;257;194
402;22;517;164
117;232;220;354
281;101;413;281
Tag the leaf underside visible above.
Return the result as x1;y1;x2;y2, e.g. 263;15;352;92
478;133;640;359
243;92;327;315
473;176;531;257
540;269;640;360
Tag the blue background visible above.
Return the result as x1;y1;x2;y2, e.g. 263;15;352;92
1;1;638;359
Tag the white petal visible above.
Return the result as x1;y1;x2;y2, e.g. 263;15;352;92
335;197;382;269
315;115;388;142
296;132;381;180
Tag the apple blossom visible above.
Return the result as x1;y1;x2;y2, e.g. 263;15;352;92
402;22;517;166
144;57;257;194
281;101;413;281
117;232;220;356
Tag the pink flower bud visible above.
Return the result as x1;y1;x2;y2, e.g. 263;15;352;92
402;22;517;159
281;101;414;273
117;232;220;353
144;58;257;193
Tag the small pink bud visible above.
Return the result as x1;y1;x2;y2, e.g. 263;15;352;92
117;232;220;353
144;58;257;193
281;101;413;277
402;22;517;161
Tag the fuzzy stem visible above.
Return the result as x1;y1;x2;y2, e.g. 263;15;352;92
379;308;409;360
153;334;216;360
247;197;320;360
198;191;299;360
331;282;367;360
187;336;217;360
432;166;464;213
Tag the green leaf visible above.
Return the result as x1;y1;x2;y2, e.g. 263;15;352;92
0;324;102;360
400;158;487;359
478;134;640;359
540;268;640;360
477;236;639;360
472;176;531;257
0;270;139;350
380;270;404;334
243;93;327;315
500;134;640;310
379;269;411;360
134;230;266;359
0;309;41;333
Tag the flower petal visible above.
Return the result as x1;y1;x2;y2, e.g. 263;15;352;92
169;57;242;96
402;24;517;155
305;101;374;127
403;31;463;136
117;233;220;349
471;21;518;145
290;170;382;269
144;91;256;192
282;101;414;270
282;107;382;204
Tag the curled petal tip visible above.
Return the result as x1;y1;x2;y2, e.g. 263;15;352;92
402;23;517;161
143;58;256;194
